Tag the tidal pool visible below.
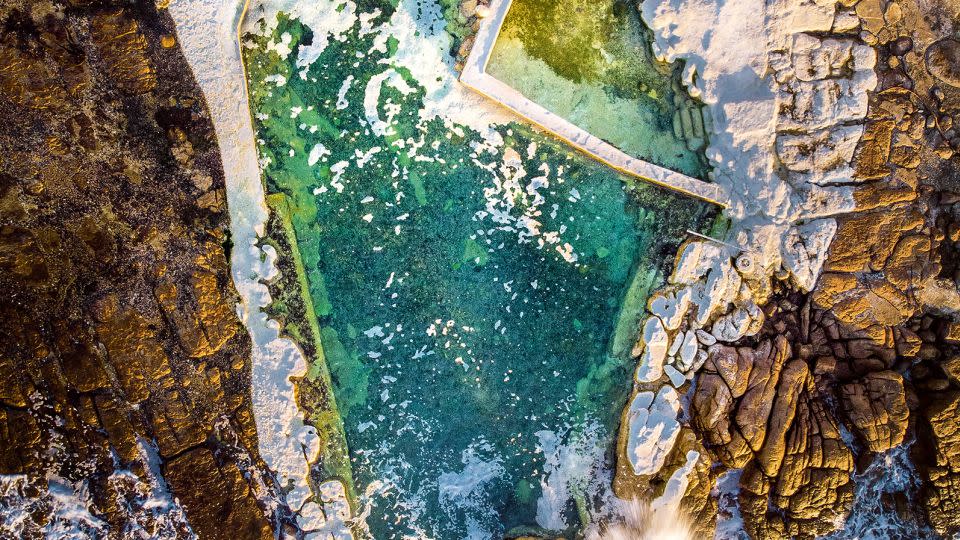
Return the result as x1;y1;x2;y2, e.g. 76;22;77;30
486;0;711;178
242;2;716;537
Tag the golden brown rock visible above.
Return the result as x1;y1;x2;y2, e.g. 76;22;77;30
90;10;157;95
164;448;273;540
756;360;809;477
735;336;791;453
921;391;960;535
0;2;275;535
840;370;909;452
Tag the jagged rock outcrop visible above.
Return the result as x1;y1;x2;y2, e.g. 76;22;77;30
0;2;284;536
688;323;856;539
921;391;960;533
717;0;960;535
840;370;909;452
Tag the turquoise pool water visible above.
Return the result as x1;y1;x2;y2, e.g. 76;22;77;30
242;3;715;537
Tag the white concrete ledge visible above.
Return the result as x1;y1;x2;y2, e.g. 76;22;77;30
460;0;731;207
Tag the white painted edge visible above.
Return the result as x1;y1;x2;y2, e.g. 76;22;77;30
459;0;731;207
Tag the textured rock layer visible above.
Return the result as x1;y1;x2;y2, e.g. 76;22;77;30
0;1;284;537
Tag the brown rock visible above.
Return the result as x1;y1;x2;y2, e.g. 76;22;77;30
679;438;719;538
944;321;960;344
739;383;854;539
827;204;924;274
736;336;791;453
840;371;909;452
164;448;272;540
756;360;810;477
921;391;960;535
90;11;157;95
708;344;753;398
926;38;960;88
853;119;895;179
155;267;239;358
692;372;735;447
96;301;172;403
0;408;42;474
941;355;960;385
0;2;276;536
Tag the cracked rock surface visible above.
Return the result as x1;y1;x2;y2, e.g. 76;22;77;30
0;1;291;537
682;0;960;536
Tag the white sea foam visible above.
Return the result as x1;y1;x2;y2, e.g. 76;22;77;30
0;474;107;539
712;469;749;540
374;0;512;145
534;423;613;531
821;444;933;540
438;440;506;540
586;497;695;540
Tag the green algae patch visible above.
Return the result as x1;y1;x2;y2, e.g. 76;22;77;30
263;193;356;500
486;0;712;178
242;5;718;538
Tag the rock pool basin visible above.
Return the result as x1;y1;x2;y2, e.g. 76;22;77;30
241;2;718;537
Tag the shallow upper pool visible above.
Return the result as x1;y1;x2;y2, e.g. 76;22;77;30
242;2;716;537
486;0;711;179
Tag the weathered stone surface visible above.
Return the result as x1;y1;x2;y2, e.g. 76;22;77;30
840;370;908;452
634;316;670;382
736;337;791;453
926;38;960;87
90;10;157;95
756;360;809;477
675;0;960;537
165;448;273;540
921;391;960;535
692;372;735;446
0;2;276;536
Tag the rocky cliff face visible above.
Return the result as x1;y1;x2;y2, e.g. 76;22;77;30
0;1;286;537
680;0;960;536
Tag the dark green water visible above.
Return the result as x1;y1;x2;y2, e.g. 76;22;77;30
242;3;715;538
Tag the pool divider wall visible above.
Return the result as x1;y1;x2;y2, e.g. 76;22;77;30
264;192;358;507
459;0;732;209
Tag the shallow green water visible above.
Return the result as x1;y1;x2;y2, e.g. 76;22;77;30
242;4;715;538
487;0;710;178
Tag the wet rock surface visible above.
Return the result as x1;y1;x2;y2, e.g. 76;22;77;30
608;0;960;536
0;1;286;537
682;0;960;536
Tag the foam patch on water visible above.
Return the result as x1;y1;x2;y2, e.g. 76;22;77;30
534;422;610;532
822;444;934;539
438;441;507;540
712;469;748;540
0;474;107;538
374;0;512;145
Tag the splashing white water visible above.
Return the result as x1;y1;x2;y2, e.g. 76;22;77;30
587;498;693;540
